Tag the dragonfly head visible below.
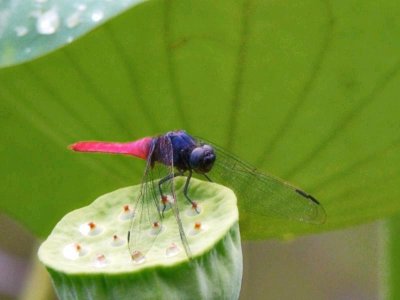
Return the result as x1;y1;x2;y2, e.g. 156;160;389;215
189;144;216;173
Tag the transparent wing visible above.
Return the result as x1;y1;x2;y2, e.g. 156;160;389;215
128;136;191;259
128;140;163;259
196;138;326;224
153;135;192;258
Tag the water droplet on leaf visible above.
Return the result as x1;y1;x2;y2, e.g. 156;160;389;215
75;4;87;11
36;8;60;35
65;11;81;28
15;26;28;37
91;10;104;22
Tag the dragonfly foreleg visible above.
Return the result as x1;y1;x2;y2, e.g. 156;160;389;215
203;173;213;182
183;170;200;214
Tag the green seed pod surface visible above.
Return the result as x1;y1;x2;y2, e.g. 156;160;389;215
38;177;242;300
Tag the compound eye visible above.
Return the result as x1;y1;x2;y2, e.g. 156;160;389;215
189;147;205;169
203;145;213;152
204;154;214;164
189;145;216;173
200;146;216;172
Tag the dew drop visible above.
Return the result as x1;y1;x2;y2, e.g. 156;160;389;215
91;10;104;22
65;11;81;28
131;250;145;264
24;47;32;54
35;0;48;3
63;243;88;260
165;243;181;257
15;26;28;37
36;8;60;35
75;4;87;11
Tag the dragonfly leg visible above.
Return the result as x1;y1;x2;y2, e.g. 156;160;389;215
159;173;174;216
203;173;213;182
183;170;200;214
158;172;183;216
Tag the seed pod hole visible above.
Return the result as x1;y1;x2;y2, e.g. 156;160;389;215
186;201;202;216
159;195;173;212
93;254;108;268
189;221;204;236
131;250;145;264
119;204;134;221
79;222;102;236
111;234;125;247
165;243;181;257
63;243;88;260
149;221;163;236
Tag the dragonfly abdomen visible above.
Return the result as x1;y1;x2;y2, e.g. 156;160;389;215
69;137;152;160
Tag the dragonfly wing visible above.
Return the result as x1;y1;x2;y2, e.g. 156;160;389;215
151;135;192;258
128;136;191;259
128;140;163;259
196;138;326;224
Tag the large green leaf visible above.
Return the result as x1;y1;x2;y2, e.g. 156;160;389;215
0;0;146;67
1;0;400;240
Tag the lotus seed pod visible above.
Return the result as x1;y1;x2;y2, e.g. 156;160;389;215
38;177;242;300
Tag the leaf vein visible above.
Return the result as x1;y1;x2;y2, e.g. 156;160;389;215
102;24;161;134
256;0;335;168
226;0;252;149
285;59;400;179
163;0;188;130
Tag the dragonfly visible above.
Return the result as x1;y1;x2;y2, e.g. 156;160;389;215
70;130;326;258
